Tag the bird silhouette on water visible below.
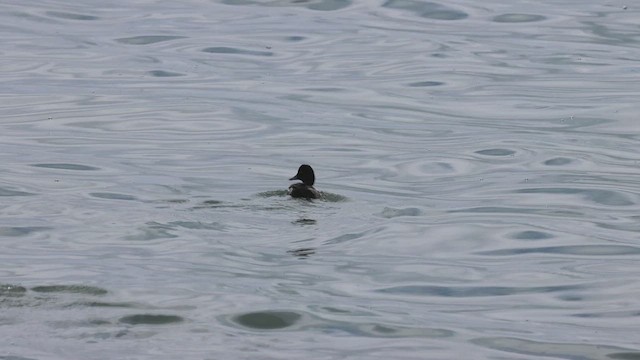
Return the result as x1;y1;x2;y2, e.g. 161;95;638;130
288;164;321;199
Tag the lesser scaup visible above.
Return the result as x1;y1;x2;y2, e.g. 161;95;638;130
288;164;321;199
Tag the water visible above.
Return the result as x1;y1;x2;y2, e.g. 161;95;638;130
1;0;640;358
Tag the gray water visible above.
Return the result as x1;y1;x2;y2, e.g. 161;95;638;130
1;0;640;359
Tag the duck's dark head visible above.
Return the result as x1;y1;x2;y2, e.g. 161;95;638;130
289;164;315;186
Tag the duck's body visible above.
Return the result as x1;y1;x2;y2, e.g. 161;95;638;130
288;164;321;199
288;182;321;199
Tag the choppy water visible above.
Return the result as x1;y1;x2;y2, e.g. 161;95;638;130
2;0;640;359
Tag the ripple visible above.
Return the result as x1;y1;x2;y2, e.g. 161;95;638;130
471;337;636;359
153;199;190;204
285;36;306;42
231;311;301;330
382;0;468;20
147;70;185;77
0;356;39;360
448;206;585;217
376;284;581;297
544;157;574;166
378;207;422;218
400;160;461;176
349;323;454;338
321;192;349;202
509;230;554;241
132;220;225;233
115;36;186;45
492;14;547;23
78;301;138;308
45;11;99;21
0;284;27;297
477;245;640;256
166;221;225;230
324;230;373;245
609;353;640;359
516;188;634;206
0;227;51;237
0;187;36;196
572;310;640;319
287;247;316;257
256;190;289;198
190;199;231;210
293;218;317;225
32;163;100;171
301;87;349;93
475;148;516;156
256;190;347;202
202;47;273;57
90;192;138;201
3;0;640;356
407;81;444;87
124;222;178;241
31;285;108;295
219;0;351;11
119;314;184;325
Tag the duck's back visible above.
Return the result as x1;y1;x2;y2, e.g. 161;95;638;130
288;183;320;199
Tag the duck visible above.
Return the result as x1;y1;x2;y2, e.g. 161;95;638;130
288;164;321;199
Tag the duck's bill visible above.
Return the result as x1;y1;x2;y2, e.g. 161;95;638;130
289;175;299;181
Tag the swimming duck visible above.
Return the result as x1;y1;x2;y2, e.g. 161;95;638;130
288;164;321;199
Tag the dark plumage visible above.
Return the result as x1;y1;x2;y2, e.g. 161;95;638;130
288;164;321;199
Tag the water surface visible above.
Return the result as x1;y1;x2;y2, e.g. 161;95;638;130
1;0;640;359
